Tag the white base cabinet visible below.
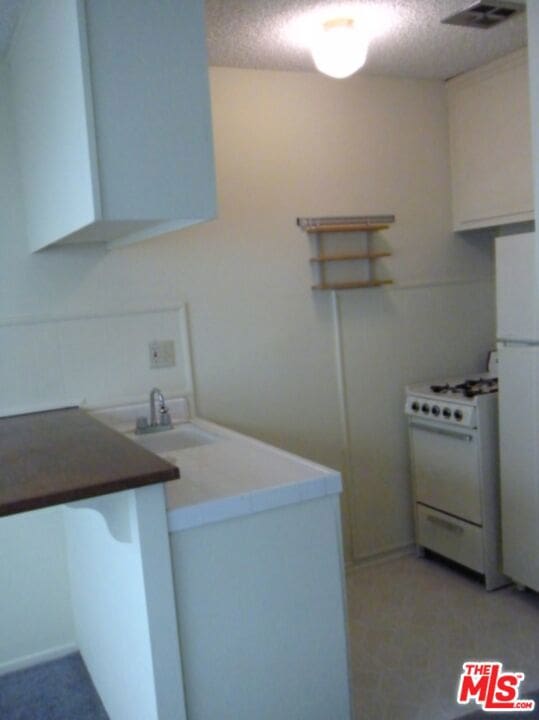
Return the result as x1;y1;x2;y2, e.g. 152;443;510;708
169;495;352;720
447;48;534;232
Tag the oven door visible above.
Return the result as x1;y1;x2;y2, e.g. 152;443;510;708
409;420;482;525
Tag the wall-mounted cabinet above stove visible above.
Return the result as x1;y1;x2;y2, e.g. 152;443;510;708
7;0;216;252
447;48;534;233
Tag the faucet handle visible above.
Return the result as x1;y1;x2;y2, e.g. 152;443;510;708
135;416;149;434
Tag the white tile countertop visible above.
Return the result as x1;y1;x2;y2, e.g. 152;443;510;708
92;398;342;532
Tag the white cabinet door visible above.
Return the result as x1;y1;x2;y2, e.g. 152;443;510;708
448;48;534;232
8;0;216;252
169;496;352;720
8;0;98;251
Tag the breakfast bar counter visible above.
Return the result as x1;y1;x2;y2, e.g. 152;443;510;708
0;407;179;517
0;406;186;720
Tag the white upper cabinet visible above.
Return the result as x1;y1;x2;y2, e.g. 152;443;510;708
447;48;534;232
8;0;216;252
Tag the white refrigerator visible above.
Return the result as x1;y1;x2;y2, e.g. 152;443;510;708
496;231;539;590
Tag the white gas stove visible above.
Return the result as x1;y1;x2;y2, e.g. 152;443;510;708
404;358;507;590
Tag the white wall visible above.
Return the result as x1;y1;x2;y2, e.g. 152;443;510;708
0;306;193;417
340;281;494;557
0;63;495;576
0;66;72;674
176;68;496;559
0;508;75;673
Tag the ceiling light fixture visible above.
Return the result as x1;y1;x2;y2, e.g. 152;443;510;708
310;18;369;79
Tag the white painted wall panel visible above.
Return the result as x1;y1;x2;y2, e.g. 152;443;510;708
0;508;75;673
340;280;495;558
0;307;193;416
0;322;65;414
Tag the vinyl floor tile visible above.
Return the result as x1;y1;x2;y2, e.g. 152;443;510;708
346;553;539;720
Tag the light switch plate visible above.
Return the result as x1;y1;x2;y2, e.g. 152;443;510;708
149;340;176;369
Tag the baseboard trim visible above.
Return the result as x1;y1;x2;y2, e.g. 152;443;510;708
346;543;415;574
0;643;78;677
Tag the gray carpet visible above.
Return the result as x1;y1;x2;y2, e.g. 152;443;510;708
0;653;109;720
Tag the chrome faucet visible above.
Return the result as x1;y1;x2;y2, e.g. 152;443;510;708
135;387;173;434
150;387;165;427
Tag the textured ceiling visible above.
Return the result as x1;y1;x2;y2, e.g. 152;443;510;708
0;1;528;80
206;0;528;79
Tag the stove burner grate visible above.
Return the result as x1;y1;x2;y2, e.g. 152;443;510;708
430;377;498;398
431;383;450;394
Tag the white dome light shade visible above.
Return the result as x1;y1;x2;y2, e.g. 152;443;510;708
311;18;369;79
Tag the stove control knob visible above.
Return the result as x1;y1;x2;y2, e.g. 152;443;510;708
454;409;463;422
442;408;451;419
411;401;420;412
421;403;430;414
431;405;440;417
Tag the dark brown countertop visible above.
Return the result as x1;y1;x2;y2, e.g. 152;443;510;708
0;407;180;517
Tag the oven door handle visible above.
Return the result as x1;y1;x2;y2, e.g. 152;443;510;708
409;421;474;443
426;514;464;534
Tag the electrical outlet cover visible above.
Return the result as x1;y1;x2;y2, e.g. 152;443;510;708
149;340;176;369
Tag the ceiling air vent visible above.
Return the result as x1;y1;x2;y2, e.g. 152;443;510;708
442;1;525;29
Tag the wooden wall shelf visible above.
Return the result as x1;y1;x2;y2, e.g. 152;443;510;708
310;251;391;263
305;223;390;234
298;216;394;291
312;280;394;291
